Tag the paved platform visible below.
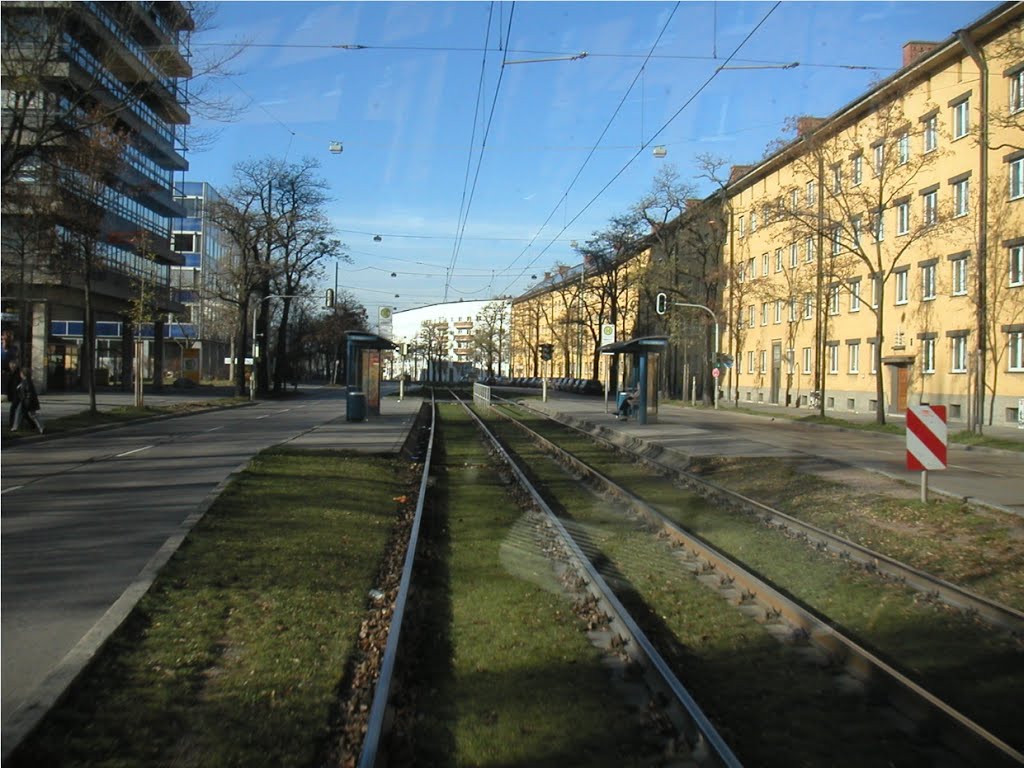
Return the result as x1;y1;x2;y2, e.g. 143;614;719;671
288;395;425;453
515;392;1024;516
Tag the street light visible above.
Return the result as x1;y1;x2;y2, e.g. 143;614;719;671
251;294;301;401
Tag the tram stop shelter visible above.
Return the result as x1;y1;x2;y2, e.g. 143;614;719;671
345;332;396;421
599;335;668;425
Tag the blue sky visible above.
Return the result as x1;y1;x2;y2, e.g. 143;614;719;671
186;1;995;315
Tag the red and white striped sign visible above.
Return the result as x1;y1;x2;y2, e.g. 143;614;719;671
906;405;947;471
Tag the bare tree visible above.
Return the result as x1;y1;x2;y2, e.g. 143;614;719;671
472;300;510;378
417;320;450;382
54;114;130;413
774;102;951;424
574;213;646;383
265;158;348;392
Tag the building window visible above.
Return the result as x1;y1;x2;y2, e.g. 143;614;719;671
897;200;910;235
953;177;969;217
922;262;937;300
747;257;755;279
1012;69;1024;115
922;189;938;227
922;338;936;374
759;350;767;374
748;305;755;328
738;215;746;237
829;284;840;315
1011;156;1024;200
802;347;812;375
952;98;970;140
923;115;938;153
850;280;861;312
831;226;842;256
828;343;839;374
806;180;816;205
790;242;799;268
774;300;783;324
790;188;799;210
803;293;813;320
951;335;968;373
785;349;795;374
805;237;815;263
789;299;797;322
851;154;863;186
895;270;908;305
762;253;770;276
873;208;885;241
748;350;755;372
869;340;877;374
852;216;862;248
952;257;968;295
871;274;881;308
1010;245;1023;287
849;342;860;373
898;132;910;165
1010;331;1024;371
775;248;783;273
751;211;758;231
831;164;842;194
761;302;769;326
873;144;884;176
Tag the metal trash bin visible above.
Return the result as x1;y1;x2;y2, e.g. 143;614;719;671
346;390;367;422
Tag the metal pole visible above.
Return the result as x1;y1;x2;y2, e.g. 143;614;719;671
250;304;258;401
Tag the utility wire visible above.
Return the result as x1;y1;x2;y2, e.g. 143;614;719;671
443;2;516;301
495;2;681;281
497;1;782;295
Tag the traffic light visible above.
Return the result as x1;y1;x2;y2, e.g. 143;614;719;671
540;343;553;361
655;292;668;315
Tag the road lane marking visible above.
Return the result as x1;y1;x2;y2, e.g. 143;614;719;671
256;414;271;420
116;445;153;457
2;486;24;494
205;426;224;432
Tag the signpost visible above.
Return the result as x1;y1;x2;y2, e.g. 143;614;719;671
906;404;947;503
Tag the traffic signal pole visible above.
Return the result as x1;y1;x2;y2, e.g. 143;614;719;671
656;293;720;409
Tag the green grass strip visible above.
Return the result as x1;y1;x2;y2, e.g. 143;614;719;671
9;448;408;768
430;405;665;767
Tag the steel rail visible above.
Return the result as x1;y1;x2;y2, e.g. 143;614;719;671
491;402;1024;766
458;395;743;768
495;396;1024;636
357;396;437;768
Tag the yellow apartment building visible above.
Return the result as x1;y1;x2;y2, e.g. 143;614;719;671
724;2;1023;428
510;254;648;381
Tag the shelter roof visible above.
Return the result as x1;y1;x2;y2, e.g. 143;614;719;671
599;336;669;354
345;332;397;350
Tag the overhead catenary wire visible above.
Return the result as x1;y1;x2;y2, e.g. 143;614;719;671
495;2;682;281
443;2;516;302
497;1;783;295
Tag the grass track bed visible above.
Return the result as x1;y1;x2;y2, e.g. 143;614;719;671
391;405;667;767
486;404;1024;764
9;448;408;768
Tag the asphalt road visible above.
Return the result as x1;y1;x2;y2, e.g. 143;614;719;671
1;389;355;734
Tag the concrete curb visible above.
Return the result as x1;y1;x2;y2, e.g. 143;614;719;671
0;460;251;761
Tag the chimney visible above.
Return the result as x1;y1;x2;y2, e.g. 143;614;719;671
729;164;754;184
796;116;825;137
902;41;938;67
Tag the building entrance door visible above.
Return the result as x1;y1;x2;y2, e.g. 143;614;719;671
890;364;910;413
771;342;782;404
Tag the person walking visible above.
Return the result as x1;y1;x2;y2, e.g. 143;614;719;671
13;367;44;434
7;360;22;430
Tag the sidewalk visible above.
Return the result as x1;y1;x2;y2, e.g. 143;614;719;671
685;397;1024;444
523;391;1024;515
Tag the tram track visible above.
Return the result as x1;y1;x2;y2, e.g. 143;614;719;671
479;396;1023;765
